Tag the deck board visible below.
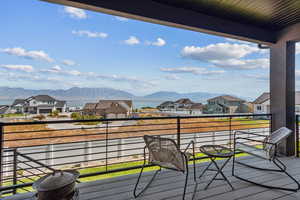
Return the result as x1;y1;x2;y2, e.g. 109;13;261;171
3;157;300;200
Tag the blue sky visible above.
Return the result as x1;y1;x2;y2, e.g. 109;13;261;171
0;0;299;100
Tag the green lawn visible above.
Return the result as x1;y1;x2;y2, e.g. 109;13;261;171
1;113;25;118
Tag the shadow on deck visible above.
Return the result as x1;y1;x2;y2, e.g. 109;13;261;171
4;156;300;200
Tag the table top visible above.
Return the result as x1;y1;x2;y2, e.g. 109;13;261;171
199;145;234;158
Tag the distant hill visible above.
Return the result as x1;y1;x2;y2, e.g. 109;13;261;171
143;91;223;103
0;87;243;104
0;87;135;100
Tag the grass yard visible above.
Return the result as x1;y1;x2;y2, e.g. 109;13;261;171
1;113;25;118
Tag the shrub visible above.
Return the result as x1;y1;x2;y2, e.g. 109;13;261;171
48;110;59;117
73;113;102;125
71;112;81;119
33;114;46;120
58;114;68;118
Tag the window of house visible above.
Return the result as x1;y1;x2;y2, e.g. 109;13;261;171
257;106;262;110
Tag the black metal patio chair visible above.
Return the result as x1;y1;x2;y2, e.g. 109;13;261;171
133;135;196;200
232;127;300;191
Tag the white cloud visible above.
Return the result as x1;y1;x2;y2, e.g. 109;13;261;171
72;30;108;38
62;59;76;66
68;70;81;76
64;6;87;19
40;65;81;76
181;43;259;62
115;16;129;21
124;36;140;45
213;58;269;70
0;65;34;72
146;38;166;47
1;47;54;62
160;67;225;75
165;74;180;80
296;43;300;54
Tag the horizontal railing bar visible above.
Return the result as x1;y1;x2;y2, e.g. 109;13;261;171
3;122;178;135
0;113;271;126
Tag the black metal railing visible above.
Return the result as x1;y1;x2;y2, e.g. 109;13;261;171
0;113;271;196
296;115;300;158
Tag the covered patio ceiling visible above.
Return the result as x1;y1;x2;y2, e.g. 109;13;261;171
42;0;300;44
40;0;300;155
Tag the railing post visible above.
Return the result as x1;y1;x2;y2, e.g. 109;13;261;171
177;117;181;148
270;114;273;136
105;122;109;172
12;149;17;194
229;117;232;149
296;115;299;157
0;123;4;188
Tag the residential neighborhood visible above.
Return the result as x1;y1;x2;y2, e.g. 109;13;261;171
1;93;285;120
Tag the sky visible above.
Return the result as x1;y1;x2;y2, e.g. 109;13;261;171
0;0;300;100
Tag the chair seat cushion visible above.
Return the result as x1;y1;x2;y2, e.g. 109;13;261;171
236;142;271;160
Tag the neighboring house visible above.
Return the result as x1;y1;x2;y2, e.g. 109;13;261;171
190;103;204;115
253;92;300;114
157;98;203;115
11;99;26;113
157;101;174;111
252;92;270;114
10;95;67;114
0;105;10;115
203;95;250;114
82;100;133;119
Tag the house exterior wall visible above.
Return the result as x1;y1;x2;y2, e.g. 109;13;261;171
253;100;270;114
10;105;24;114
205;97;249;114
253;99;300;115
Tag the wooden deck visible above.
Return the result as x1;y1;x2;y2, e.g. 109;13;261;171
4;156;300;200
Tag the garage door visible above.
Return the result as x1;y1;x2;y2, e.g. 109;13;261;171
39;109;52;114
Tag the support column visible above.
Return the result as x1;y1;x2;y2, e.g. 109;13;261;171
270;40;296;156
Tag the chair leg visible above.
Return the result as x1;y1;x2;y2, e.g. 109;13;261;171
274;158;300;191
133;165;161;198
232;149;235;176
193;156;196;181
233;157;300;192
183;160;189;200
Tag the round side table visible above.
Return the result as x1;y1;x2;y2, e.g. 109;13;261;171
199;145;234;190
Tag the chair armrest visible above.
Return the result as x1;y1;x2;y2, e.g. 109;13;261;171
183;140;195;154
235;137;276;146
234;130;266;138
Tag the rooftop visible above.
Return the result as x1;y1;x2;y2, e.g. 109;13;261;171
208;95;245;102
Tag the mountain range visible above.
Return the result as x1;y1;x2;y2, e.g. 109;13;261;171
0;86;226;103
